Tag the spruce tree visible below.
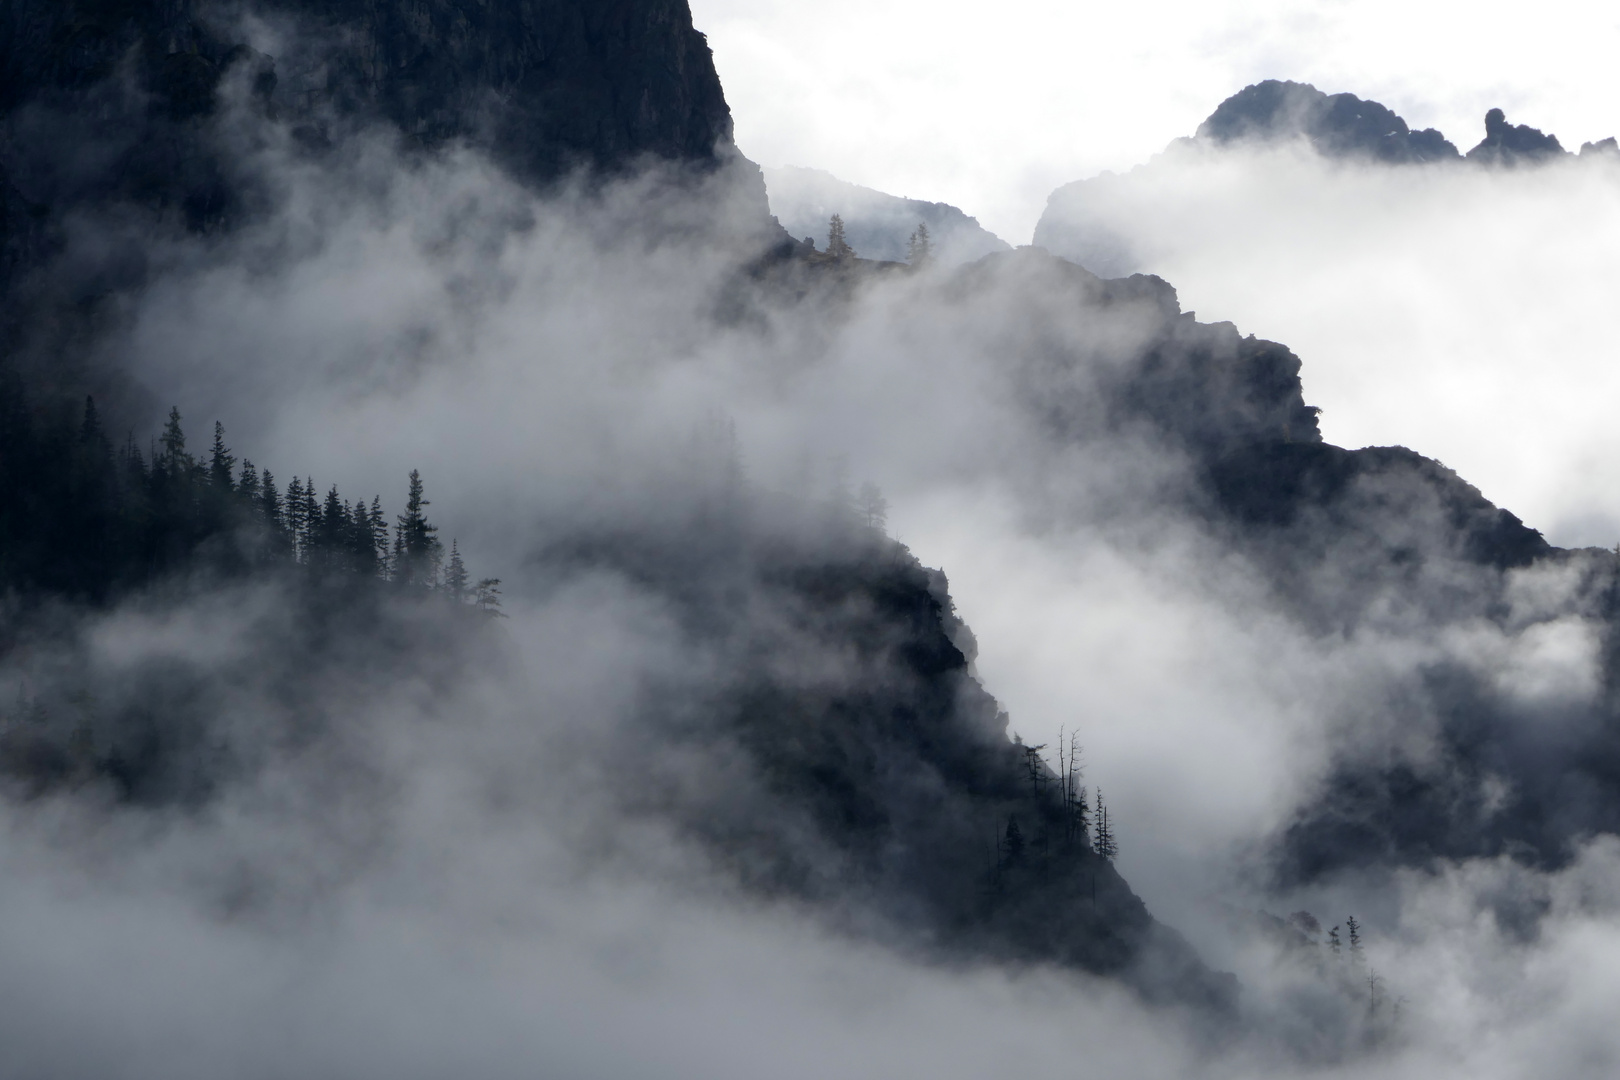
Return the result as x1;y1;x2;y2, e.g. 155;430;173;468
285;477;307;561
159;407;188;467
826;213;854;259
312;485;346;568
208;422;235;490
237;460;260;502
445;540;469;602
299;479;318;561
395;469;441;586
1347;916;1363;963
368;496;390;578
1093;789;1118;861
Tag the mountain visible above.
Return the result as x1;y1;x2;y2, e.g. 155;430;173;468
1465;107;1567;166
12;2;1620;1044
1034;80;1612;277
764;165;1011;266
0;0;780;339
1194;80;1460;163
0;0;1235;1010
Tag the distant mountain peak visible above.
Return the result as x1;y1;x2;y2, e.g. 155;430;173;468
1194;79;1460;163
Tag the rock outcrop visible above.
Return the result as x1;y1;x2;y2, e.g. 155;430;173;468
1465;107;1567;165
1194;79;1460;163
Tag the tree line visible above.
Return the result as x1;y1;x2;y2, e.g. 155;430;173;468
0;373;499;610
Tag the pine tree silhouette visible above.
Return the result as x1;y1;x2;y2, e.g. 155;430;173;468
827;213;854;259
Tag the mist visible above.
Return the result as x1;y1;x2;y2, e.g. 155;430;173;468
6;61;1620;1080
1036;140;1620;548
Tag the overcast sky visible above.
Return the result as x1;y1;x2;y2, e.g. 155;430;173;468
691;0;1620;243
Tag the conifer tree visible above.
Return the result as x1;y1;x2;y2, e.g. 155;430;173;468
259;469;281;525
1328;925;1342;958
445;540;469;602
826;213;854;259
348;500;377;575
208;422;235;490
856;481;888;531
1346;916;1363;964
474;578;505;616
159;407;188;467
80;396;105;448
237;460;260;502
312;485;346;568
285;476;307;560
368;496;390;577
394;469;441;586
300;479;318;560
1093;789;1118;860
906;222;933;267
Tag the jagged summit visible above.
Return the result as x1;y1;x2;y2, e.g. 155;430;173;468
1465;107;1567;165
1179;81;1604;170
1195;79;1460;163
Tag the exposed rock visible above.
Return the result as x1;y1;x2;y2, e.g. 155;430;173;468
0;0;772;295
1194;79;1459;164
1465;108;1567;165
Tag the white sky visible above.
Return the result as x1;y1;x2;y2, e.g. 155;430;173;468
690;0;1620;243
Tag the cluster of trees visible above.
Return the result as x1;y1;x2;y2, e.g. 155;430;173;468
0;374;498;610
819;215;933;267
1295;911;1399;1025
997;730;1113;874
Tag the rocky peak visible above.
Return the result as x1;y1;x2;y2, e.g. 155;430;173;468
1194;79;1459;164
1464;107;1567;166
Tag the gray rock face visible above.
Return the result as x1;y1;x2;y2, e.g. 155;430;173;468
1195;79;1459;164
764;165;1011;267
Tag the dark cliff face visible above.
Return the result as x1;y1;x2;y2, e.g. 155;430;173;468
0;0;749;301
261;0;737;182
1194;80;1460;164
0;0;735;181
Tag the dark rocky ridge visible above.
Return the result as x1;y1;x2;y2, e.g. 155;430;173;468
1034;80;1612;279
1465;107;1567;166
1194;79;1460;163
